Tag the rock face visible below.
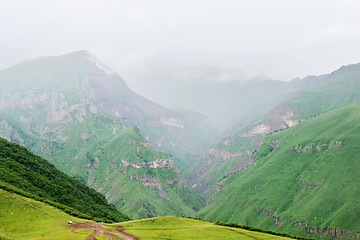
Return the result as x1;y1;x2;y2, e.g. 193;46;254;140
240;105;300;137
295;140;342;153
160;117;185;129
185;104;300;198
147;158;174;168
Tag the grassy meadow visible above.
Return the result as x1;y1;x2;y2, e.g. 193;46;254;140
0;189;87;240
0;188;298;240
120;216;294;240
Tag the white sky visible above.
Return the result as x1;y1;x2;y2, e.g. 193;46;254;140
1;0;360;88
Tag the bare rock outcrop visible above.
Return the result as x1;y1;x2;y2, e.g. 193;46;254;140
241;105;300;137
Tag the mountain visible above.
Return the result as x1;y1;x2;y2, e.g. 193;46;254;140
0;137;129;222
197;105;360;239
0;51;205;218
184;62;360;198
283;63;360;118
0;50;216;171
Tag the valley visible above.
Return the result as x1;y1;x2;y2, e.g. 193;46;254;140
1;51;360;239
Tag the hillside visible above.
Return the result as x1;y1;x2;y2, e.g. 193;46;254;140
197;105;360;239
0;137;129;222
184;104;300;198
185;62;360;198
75;125;205;219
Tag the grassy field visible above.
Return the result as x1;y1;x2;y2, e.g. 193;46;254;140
0;188;305;239
0;189;294;240
120;216;294;240
0;188;87;239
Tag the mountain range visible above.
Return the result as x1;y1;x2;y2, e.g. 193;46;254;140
1;51;360;239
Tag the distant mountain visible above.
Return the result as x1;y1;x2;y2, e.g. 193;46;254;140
283;63;360;118
197;105;360;239
184;62;360;198
128;63;312;131
0;51;206;218
0;137;129;222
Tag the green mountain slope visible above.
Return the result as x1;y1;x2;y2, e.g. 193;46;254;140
0;137;129;222
185;62;360;199
184;104;299;198
197;105;360;239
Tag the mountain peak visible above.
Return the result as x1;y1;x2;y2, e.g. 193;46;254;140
63;49;94;57
62;50;114;75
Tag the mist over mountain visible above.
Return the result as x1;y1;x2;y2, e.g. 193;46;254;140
125;63;314;131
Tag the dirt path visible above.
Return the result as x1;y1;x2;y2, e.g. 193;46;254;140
70;222;139;240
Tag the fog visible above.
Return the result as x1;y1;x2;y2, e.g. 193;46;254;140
1;0;360;104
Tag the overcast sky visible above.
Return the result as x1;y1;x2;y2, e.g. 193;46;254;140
1;0;360;90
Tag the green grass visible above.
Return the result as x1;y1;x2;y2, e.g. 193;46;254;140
119;216;294;240
0;189;294;240
198;105;360;239
0;189;86;240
